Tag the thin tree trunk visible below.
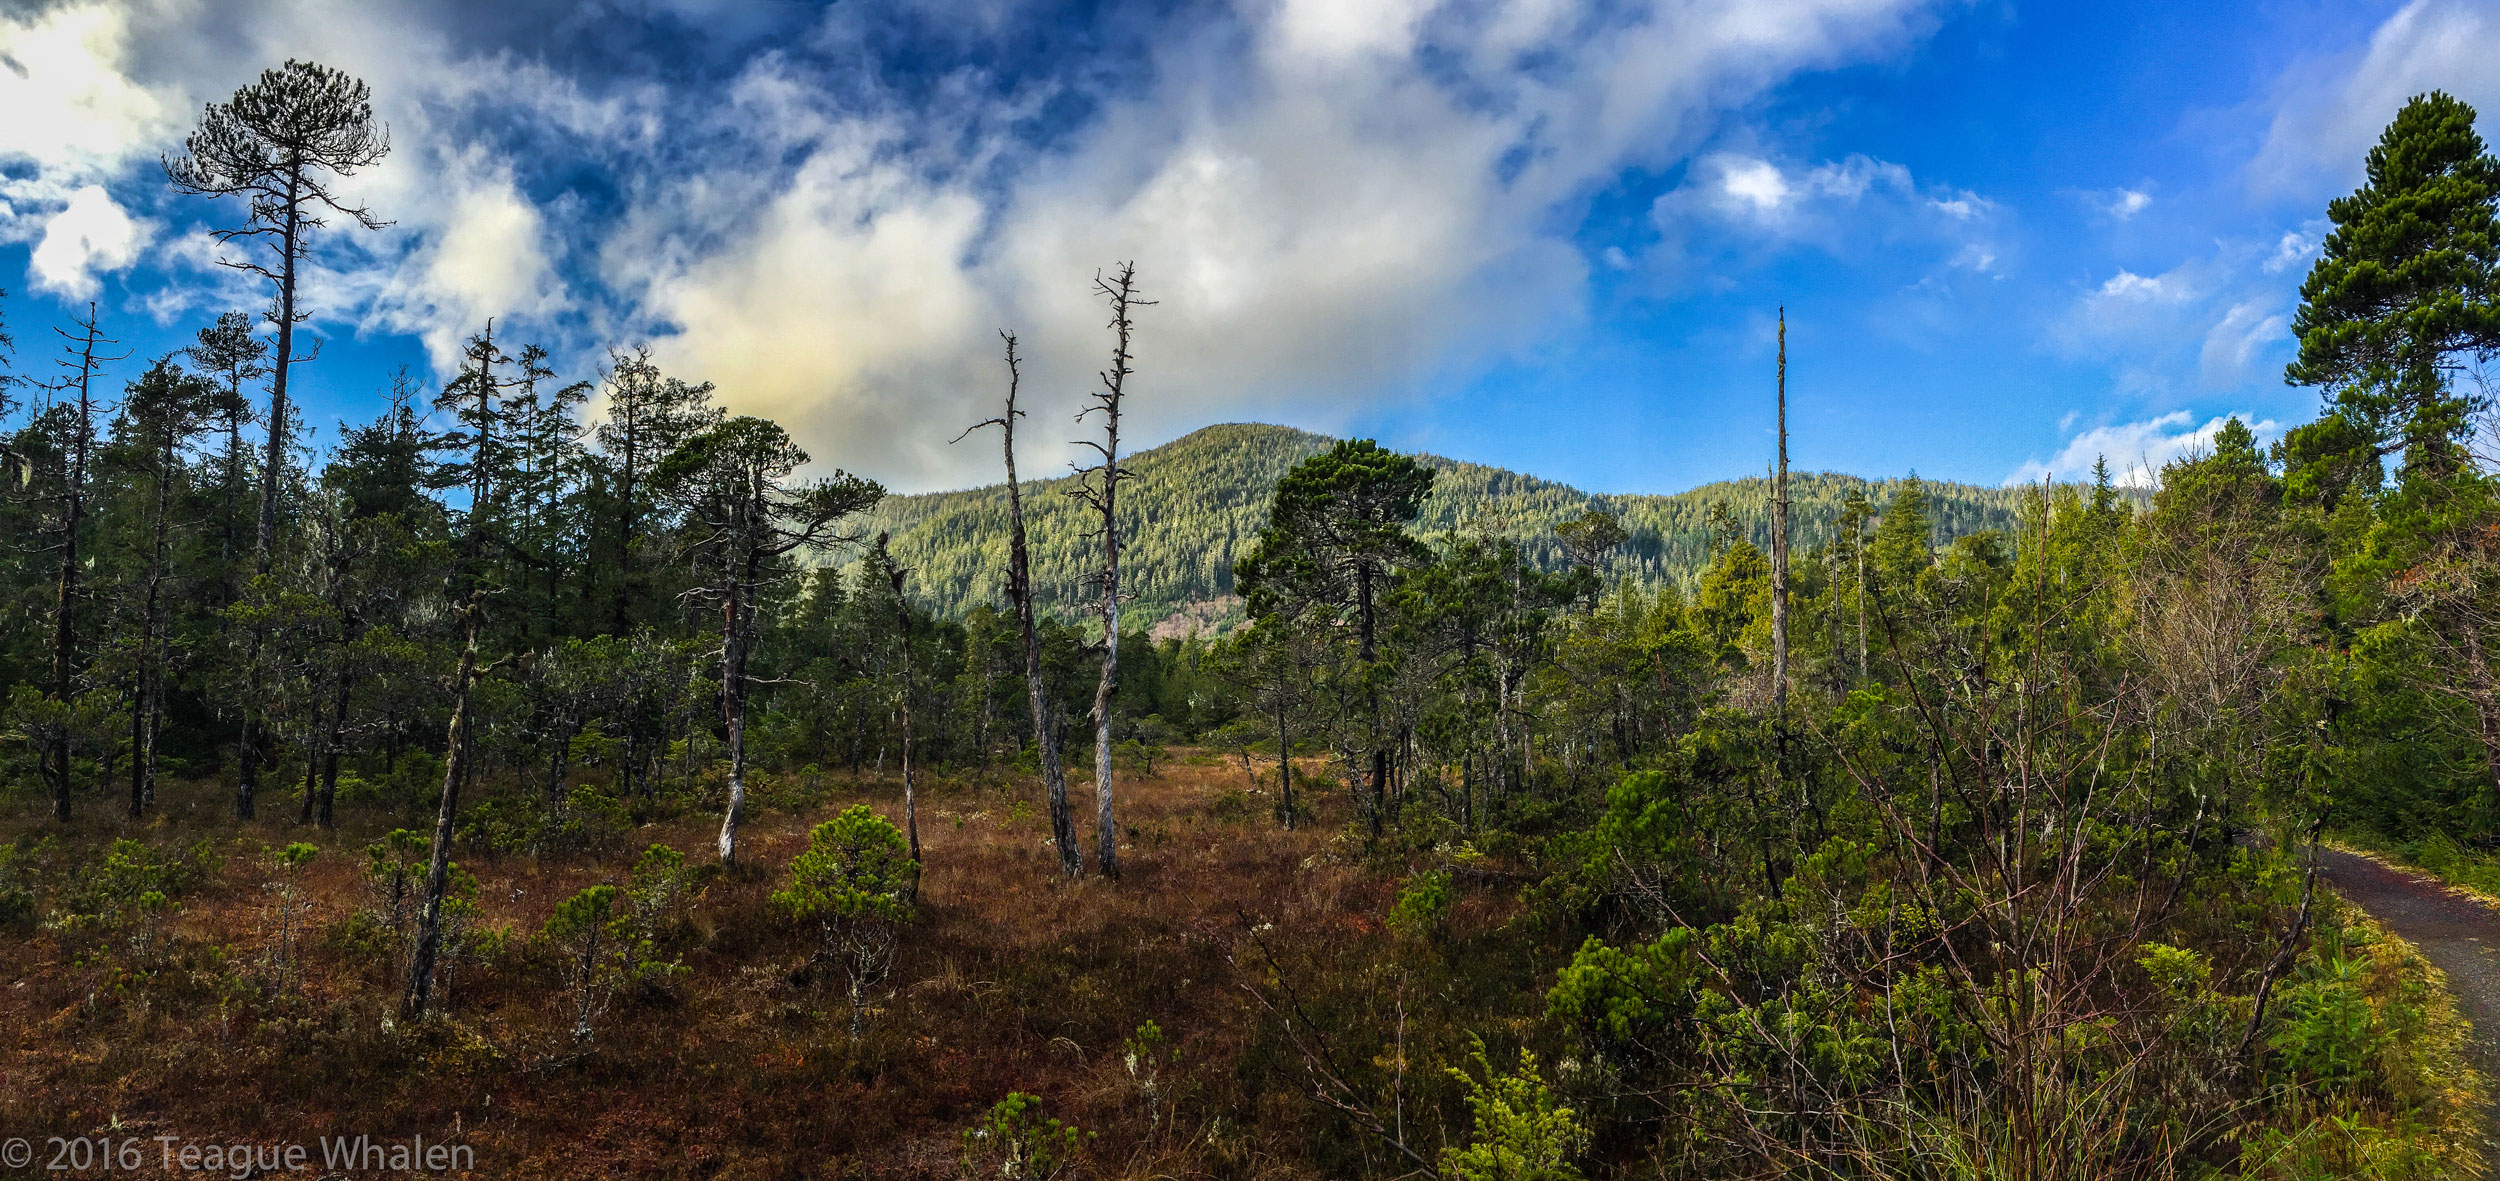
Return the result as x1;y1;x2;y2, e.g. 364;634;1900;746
612;400;642;637
1856;514;1870;681
1275;698;1296;831
127;693;146;819
1082;266;1147;881
716;541;754;864
49;307;105;822
1824;543;1842;694
238;187;302;822
984;335;1082;877
303;524;359;828
550;721;578;800
222;411;242;565
403;593;482;1020
1093;595;1120;879
261;179;299;575
2462;628;2500;813
318;666;348;829
405;324;502;1017
133;431;173;818
236;694;263;819
298;693;323;823
891;562;921;864
1770;308;1789;713
1360;562;1384;837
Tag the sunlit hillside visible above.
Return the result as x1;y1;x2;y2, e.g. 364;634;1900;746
854;422;2081;628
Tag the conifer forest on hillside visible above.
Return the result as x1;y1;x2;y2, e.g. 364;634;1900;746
6;51;2500;1181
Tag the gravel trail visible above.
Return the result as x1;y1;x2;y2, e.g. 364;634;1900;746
2317;845;2500;1168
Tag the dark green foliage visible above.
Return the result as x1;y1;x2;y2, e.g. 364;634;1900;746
1440;1038;1588;1181
1239;439;1434;635
540;872;681;1045
2289;91;2500;482
776;806;916;1043
960;1092;1088;1181
857;423;2078;630
56;838;221;931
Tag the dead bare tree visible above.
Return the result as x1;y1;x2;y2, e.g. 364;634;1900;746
955;332;1084;877
879;537;923;864
403;321;529;1021
1070;264;1152;881
1770;307;1790;712
36;305;125;821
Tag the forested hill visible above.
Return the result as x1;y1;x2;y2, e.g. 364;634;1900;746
851;422;2056;628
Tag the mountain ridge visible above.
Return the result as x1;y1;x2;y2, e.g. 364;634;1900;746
846;422;2065;630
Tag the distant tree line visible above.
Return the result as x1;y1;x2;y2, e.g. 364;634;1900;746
858;422;2070;631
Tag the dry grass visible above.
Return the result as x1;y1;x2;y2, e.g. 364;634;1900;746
0;753;1411;1180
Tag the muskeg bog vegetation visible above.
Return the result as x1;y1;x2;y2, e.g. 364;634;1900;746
3;52;2500;1181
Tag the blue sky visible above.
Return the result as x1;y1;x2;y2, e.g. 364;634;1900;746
1;0;2494;495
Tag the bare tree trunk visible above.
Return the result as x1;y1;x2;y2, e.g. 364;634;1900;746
890;562;921;864
222;408;243;565
238;188;303;822
1360;562;1384;837
716;543;754;865
1093;579;1121;880
318;665;348;829
406;323;507;1016
1276;699;1296;831
1856;510;1869;681
546;719;575;801
48;306;108;822
1079;266;1149;881
262;180;299;574
236;703;263;819
128;685;149;819
133;425;175;818
1770;307;1789;712
298;693;324;824
403;594;482;1020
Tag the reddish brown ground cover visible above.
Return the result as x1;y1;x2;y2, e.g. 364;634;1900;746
0;755;1435;1179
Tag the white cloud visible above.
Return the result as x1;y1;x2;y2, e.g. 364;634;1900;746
622;0;1948;485
1948;243;1996;271
0;0;611;376
2006;410;2281;488
0;0;1948;488
2096;269;2182;301
0;2;178;296
0;3;175;185
1683;152;1924;225
2251;0;2500;190
637;127;993;476
358;148;569;368
1650;150;1998;278
2102;188;2151;219
2200;300;2289;386
2264;228;2319;274
2058;243;2302;398
1270;0;1439;62
29;185;147;298
1718;157;1795;214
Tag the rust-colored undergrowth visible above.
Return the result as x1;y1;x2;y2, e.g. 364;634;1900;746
0;755;1408;1179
